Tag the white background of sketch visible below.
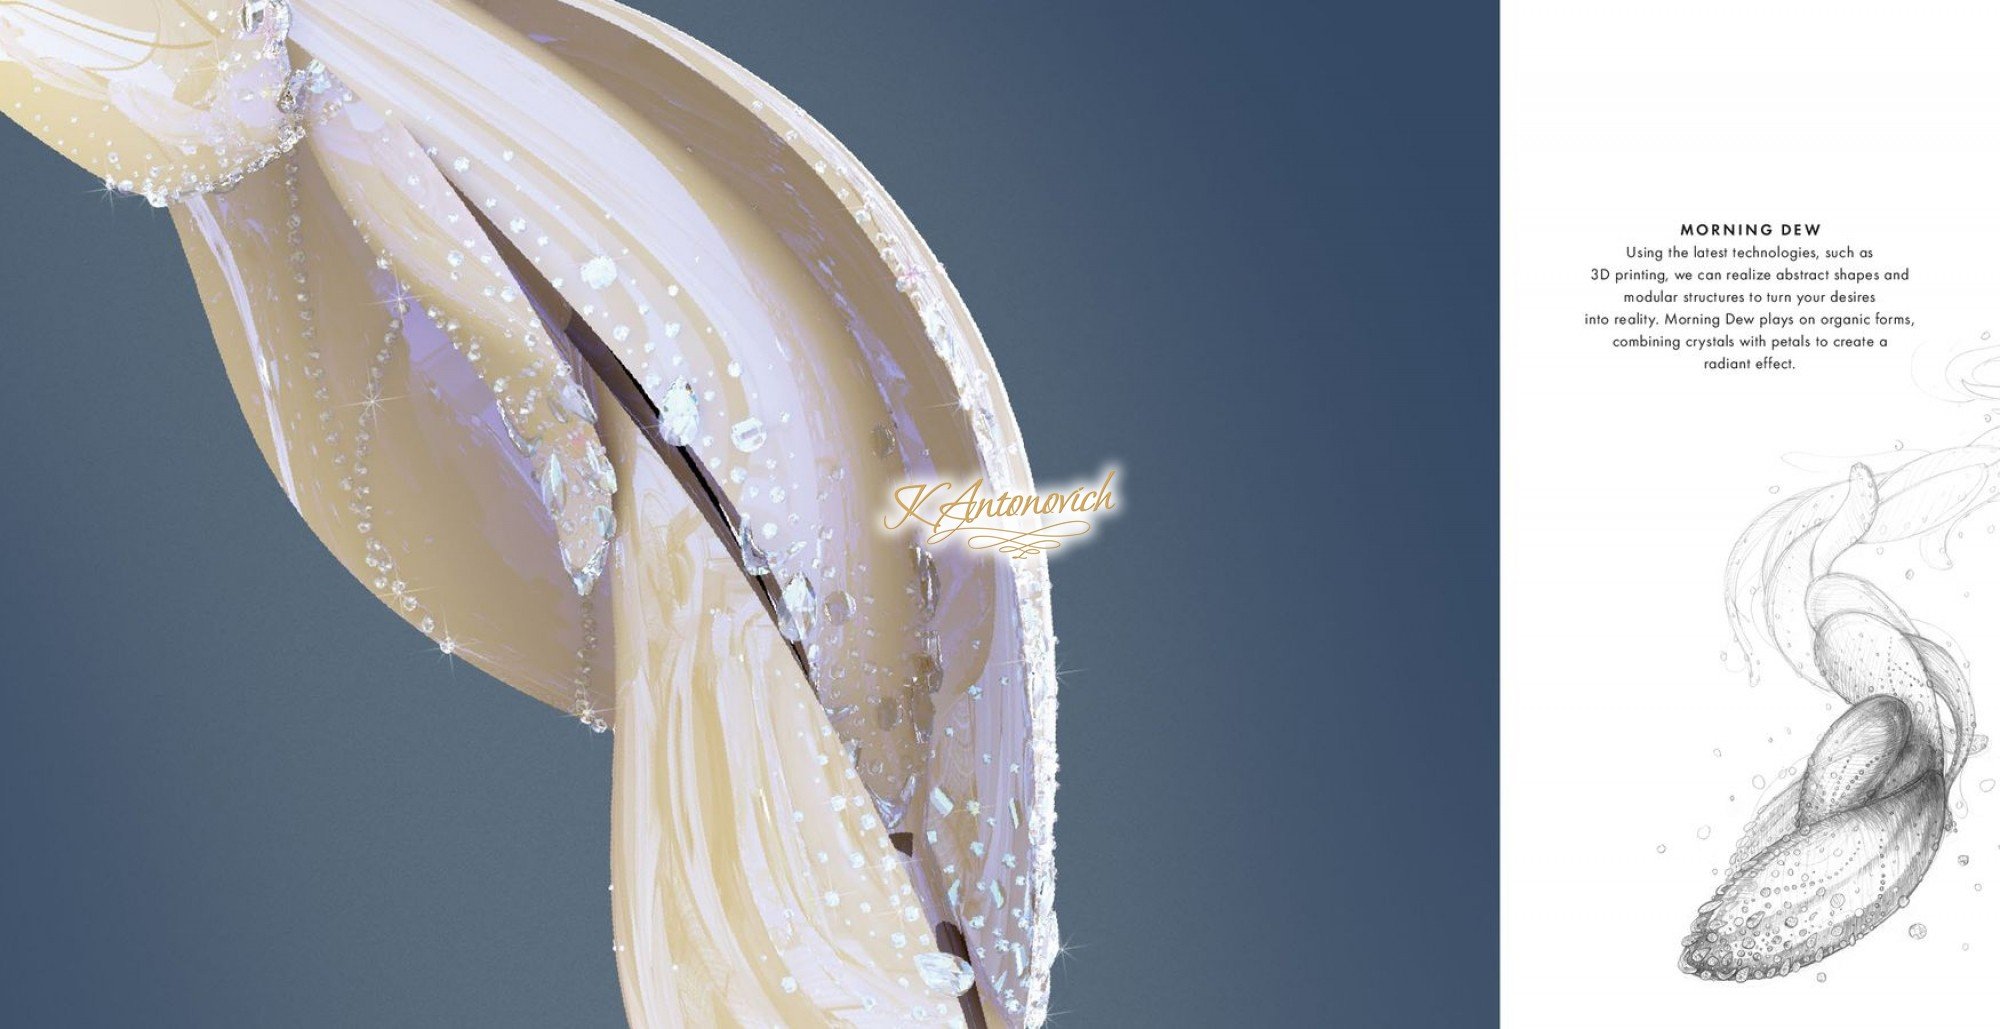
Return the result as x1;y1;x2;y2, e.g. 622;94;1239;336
1506;3;2000;1025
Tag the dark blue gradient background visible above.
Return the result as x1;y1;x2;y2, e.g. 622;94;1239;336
0;1;1495;1024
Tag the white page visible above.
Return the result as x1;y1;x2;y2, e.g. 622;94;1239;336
1505;3;2000;1025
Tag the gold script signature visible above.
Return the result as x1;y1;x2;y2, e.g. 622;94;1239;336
884;469;1118;558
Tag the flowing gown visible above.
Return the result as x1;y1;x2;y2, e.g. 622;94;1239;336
0;2;1059;1024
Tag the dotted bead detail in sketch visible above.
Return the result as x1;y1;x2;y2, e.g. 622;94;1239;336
1682;459;1990;981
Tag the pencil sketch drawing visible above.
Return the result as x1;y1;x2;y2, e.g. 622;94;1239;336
1680;451;1995;981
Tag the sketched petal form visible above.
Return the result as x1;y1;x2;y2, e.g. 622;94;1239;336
1683;774;1945;981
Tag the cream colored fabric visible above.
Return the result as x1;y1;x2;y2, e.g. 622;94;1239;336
1;2;1056;1024
602;389;954;1025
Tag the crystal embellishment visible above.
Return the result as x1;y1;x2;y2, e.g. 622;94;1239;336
658;379;699;446
914;952;976;997
738;522;775;576
581;255;618;289
731;417;768;453
777;573;817;642
824;590;855;626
